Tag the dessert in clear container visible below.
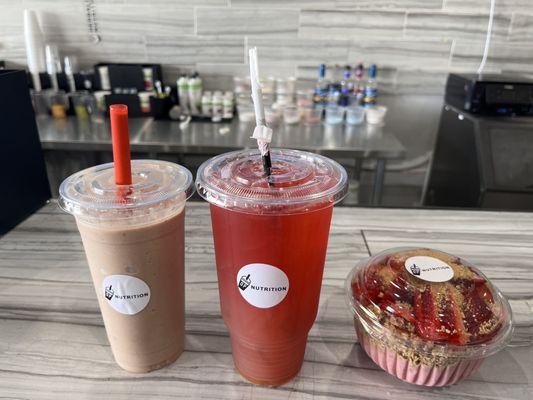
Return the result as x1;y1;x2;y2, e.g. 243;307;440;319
346;247;513;386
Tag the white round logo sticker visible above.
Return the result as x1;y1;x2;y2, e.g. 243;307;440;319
404;256;454;283
102;275;151;315
236;263;289;309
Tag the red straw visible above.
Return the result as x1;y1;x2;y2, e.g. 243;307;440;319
110;104;132;186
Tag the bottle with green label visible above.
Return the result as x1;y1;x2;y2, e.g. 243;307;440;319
187;73;202;115
177;75;189;114
201;91;212;117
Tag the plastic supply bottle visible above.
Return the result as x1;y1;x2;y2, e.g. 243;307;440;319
327;86;340;107
353;63;365;105
340;65;352;107
363;64;378;107
177;75;189;114
187;73;202;115
330;64;342;92
354;63;364;93
222;91;234;119
211;91;223;122
142;67;154;91
201;91;212;116
313;64;329;106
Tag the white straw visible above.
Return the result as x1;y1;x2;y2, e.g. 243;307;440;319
477;0;495;75
249;47;265;126
248;47;272;156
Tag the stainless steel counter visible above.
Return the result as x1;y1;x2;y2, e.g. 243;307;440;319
37;117;406;204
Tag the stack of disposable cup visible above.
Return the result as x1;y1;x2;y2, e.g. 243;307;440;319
24;9;45;92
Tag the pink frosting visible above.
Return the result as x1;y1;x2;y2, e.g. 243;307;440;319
356;324;484;386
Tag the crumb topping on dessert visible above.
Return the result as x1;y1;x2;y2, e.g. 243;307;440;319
351;248;504;350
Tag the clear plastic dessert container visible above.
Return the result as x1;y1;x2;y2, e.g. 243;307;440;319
345;247;513;387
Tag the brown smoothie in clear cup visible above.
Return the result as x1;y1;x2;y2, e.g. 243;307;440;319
60;160;194;372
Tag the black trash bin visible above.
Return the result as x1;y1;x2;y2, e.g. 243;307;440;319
0;70;51;234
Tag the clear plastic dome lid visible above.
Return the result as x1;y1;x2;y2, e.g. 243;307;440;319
59;160;194;224
346;248;513;360
195;149;348;214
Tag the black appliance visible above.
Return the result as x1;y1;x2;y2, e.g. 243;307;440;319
0;70;51;234
445;73;533;116
94;63;162;91
423;103;533;210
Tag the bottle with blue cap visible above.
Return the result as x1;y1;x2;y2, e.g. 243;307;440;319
363;64;378;107
313;63;329;107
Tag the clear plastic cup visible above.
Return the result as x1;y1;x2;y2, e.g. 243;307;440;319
196;149;348;386
59;160;194;373
325;105;344;125
274;93;294;108
138;91;152;114
237;103;255;122
276;77;296;95
83;94;103;121
346;247;513;386
283;105;300;125
347;93;361;107
346;106;365;125
265;107;281;126
48;90;69;119
261;77;276;95
31;91;50;117
70;91;94;119
93;90;110;112
365;105;387;125
302;107;322;125
233;76;251;94
296;89;314;109
262;93;275;108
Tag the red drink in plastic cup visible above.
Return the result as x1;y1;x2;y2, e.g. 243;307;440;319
196;149;347;386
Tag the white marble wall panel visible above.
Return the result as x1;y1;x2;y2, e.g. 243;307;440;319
443;0;532;13
122;0;230;5
46;33;148;65
405;11;511;41
509;13;533;42
232;0;443;9
246;37;350;64
348;39;452;70
335;0;443;9
395;69;448;94
231;0;337;9
196;7;299;37
451;40;533;74
96;3;195;36
146;35;245;64
299;10;406;39
0;0;529;94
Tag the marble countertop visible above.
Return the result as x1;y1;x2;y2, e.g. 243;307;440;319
1;202;532;399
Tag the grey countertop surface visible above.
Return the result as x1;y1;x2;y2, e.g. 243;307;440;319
1;202;532;399
37;117;406;159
